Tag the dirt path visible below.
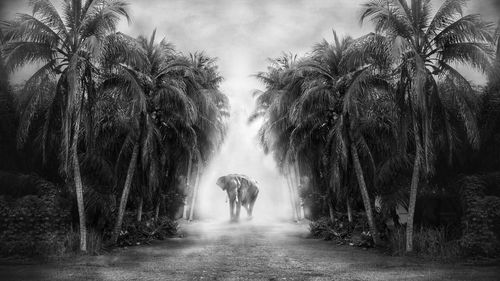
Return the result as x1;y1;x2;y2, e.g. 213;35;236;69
0;219;499;280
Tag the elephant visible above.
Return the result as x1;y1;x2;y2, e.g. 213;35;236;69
216;174;259;222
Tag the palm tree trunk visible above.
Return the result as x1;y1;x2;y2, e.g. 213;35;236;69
72;117;86;252
293;161;303;220
351;145;381;246
406;122;422;252
347;199;353;223
67;55;86;252
183;153;192;220
327;196;335;224
189;151;202;221
288;165;301;221
154;198;160;221
111;142;139;244
285;170;298;222
84;66;96;154
110;194;117;214
137;196;143;222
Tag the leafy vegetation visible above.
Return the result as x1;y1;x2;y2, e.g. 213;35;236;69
0;0;228;255
251;0;500;257
0;176;71;256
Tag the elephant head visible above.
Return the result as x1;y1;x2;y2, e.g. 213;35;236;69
216;174;259;222
216;175;239;202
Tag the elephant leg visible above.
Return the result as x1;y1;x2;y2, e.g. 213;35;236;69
243;203;250;217
248;189;258;218
229;200;235;221
235;201;241;221
248;200;255;218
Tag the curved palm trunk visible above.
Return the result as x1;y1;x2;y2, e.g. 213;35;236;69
137;197;143;222
285;172;298;222
183;153;192;220
293;161;303;220
287;165;300;222
154;197;161;221
350;145;381;246
72;118;86;252
84;66;96;154
406;122;422;252
111;142;139;244
289;165;298;218
67;54;87;252
347;199;353;223
327;196;335;224
330;160;340;224
189;151;202;221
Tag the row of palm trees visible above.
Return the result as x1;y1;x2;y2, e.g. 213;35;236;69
0;0;228;252
251;0;499;252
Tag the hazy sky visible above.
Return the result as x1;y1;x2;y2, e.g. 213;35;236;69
1;0;499;219
2;0;498;93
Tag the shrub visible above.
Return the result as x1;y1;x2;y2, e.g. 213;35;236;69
114;213;178;247
309;213;374;247
388;227;461;260
0;190;71;257
460;196;500;257
459;174;500;257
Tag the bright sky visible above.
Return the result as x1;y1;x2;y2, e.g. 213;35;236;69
1;0;499;220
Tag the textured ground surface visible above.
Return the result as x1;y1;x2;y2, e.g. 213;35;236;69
0;219;499;281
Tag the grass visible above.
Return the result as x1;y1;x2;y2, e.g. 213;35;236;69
64;228;104;255
389;227;461;260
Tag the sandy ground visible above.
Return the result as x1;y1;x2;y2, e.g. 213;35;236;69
0;219;499;281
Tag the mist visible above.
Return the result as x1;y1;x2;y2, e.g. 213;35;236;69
196;75;292;222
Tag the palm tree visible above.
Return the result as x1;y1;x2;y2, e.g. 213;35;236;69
185;52;229;220
251;53;305;220
289;31;392;245
1;0;130;252
360;0;495;252
101;29;202;243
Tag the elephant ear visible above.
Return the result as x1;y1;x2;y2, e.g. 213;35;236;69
216;176;228;190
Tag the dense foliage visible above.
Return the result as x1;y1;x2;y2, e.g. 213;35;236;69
251;0;500;255
0;176;71;256
0;0;228;254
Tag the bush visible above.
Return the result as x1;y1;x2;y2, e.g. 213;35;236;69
388;227;461;260
460;196;500;257
459;175;500;257
0;190;71;257
115;213;178;247
309;213;374;247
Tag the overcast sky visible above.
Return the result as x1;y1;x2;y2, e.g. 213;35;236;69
2;0;499;94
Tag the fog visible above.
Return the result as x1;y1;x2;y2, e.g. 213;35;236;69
196;75;293;222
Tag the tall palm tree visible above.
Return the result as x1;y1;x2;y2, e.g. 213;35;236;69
101;29;201;243
290;31;391;245
251;53;305;220
185;52;228;220
1;0;130;252
360;0;495;252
